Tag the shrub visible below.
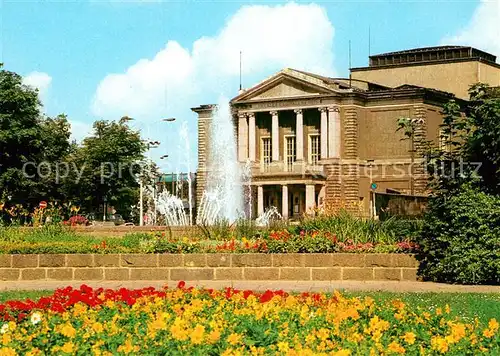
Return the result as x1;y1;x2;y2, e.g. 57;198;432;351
418;186;500;284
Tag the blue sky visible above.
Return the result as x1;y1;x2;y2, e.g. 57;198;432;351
1;0;498;172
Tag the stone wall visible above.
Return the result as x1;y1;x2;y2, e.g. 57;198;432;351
0;254;418;281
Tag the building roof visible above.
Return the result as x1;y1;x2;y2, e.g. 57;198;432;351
372;45;470;57
365;45;497;68
157;172;195;183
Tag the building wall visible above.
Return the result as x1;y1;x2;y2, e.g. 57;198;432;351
196;110;212;206
351;60;500;99
478;62;500;89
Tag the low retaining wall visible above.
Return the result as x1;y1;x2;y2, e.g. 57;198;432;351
0;253;418;282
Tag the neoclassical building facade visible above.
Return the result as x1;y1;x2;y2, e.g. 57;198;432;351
193;46;500;218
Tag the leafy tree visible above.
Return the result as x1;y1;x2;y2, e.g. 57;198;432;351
0;64;73;207
62;119;147;220
416;84;500;284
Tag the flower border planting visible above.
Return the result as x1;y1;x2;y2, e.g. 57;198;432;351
0;283;498;355
0;253;418;281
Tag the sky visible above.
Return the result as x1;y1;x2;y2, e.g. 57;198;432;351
1;0;499;174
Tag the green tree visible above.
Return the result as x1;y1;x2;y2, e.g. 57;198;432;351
416;84;500;284
62;119;147;220
0;64;73;207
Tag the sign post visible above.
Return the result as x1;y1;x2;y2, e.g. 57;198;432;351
39;201;47;209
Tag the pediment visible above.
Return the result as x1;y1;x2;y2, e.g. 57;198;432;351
251;79;326;100
232;69;337;103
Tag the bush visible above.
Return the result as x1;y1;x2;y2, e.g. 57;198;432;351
418;186;500;284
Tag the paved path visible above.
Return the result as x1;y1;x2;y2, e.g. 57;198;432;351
1;280;499;293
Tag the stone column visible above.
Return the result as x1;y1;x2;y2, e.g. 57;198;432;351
282;185;289;219
294;109;304;161
319;107;328;160
237;113;248;162
305;184;316;214
257;185;264;217
248;113;256;161
271;111;279;161
328;106;341;158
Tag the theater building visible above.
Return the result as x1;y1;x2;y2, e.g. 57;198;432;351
192;46;500;218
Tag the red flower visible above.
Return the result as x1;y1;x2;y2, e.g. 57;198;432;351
259;290;274;303
177;281;186;289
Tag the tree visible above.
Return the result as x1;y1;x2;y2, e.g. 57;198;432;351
62;119;147;220
0;64;73;207
416;84;500;284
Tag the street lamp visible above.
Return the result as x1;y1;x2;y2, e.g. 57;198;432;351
135;117;177;226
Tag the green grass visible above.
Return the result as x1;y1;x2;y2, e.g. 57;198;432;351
0;290;52;303
0;290;498;323
343;292;500;322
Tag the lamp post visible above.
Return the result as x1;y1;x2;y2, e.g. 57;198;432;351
367;159;375;218
127;117;176;226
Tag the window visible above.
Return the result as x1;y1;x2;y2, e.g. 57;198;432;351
309;134;320;165
285;136;296;172
261;137;271;172
439;128;451;152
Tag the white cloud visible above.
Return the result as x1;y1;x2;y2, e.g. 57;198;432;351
92;3;335;167
23;71;52;101
69;120;93;143
443;0;500;61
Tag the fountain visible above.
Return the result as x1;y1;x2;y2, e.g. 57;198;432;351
152;96;281;227
155;191;188;226
179;122;194;225
196;96;244;224
255;206;282;227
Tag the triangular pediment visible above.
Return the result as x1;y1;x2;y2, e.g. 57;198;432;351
231;69;338;103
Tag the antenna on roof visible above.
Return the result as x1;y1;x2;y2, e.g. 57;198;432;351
239;51;242;91
368;26;371;57
349;40;352;88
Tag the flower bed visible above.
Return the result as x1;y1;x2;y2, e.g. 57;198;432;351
0;283;498;355
0;226;419;255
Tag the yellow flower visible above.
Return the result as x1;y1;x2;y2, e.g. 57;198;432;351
483;328;495;338
431;336;449;353
227;333;242;345
388;341;406;354
488;318;499;332
447;322;466;343
61;342;74;354
60;323;76;338
117;340;139;354
332;350;351;356
0;347;16;356
91;322;104;333
190;324;205;345
2;334;11;346
25;348;41;356
208;330;221;343
316;328;330;341
277;341;289;352
402;332;416;345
